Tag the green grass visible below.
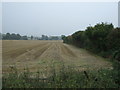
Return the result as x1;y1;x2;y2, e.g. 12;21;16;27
2;61;120;88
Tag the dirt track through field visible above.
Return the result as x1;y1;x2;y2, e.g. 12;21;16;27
2;40;112;74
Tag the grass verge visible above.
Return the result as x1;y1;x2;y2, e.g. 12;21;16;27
2;61;120;88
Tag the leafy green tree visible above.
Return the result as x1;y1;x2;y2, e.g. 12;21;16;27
72;31;84;47
21;36;28;40
2;33;11;40
16;34;21;40
86;23;114;52
11;33;17;40
106;28;120;51
63;22;119;61
41;35;48;40
31;36;33;40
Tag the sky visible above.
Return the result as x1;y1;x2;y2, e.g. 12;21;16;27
2;2;118;36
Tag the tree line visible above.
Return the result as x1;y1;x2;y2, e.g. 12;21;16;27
2;33;28;40
62;22;120;61
1;33;62;40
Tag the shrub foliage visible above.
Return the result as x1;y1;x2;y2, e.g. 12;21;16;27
62;22;120;61
3;63;120;88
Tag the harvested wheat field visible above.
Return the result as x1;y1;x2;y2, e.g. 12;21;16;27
2;40;112;75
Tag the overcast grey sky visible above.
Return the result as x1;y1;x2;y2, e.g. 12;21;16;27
2;2;118;36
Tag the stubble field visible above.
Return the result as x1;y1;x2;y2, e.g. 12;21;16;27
2;40;112;75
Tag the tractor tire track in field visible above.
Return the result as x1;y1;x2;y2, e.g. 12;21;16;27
3;43;48;60
2;40;113;74
15;43;51;62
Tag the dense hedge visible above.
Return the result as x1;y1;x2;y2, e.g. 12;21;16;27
62;22;120;61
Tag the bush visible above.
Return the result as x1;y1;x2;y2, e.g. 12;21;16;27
62;22;120;62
